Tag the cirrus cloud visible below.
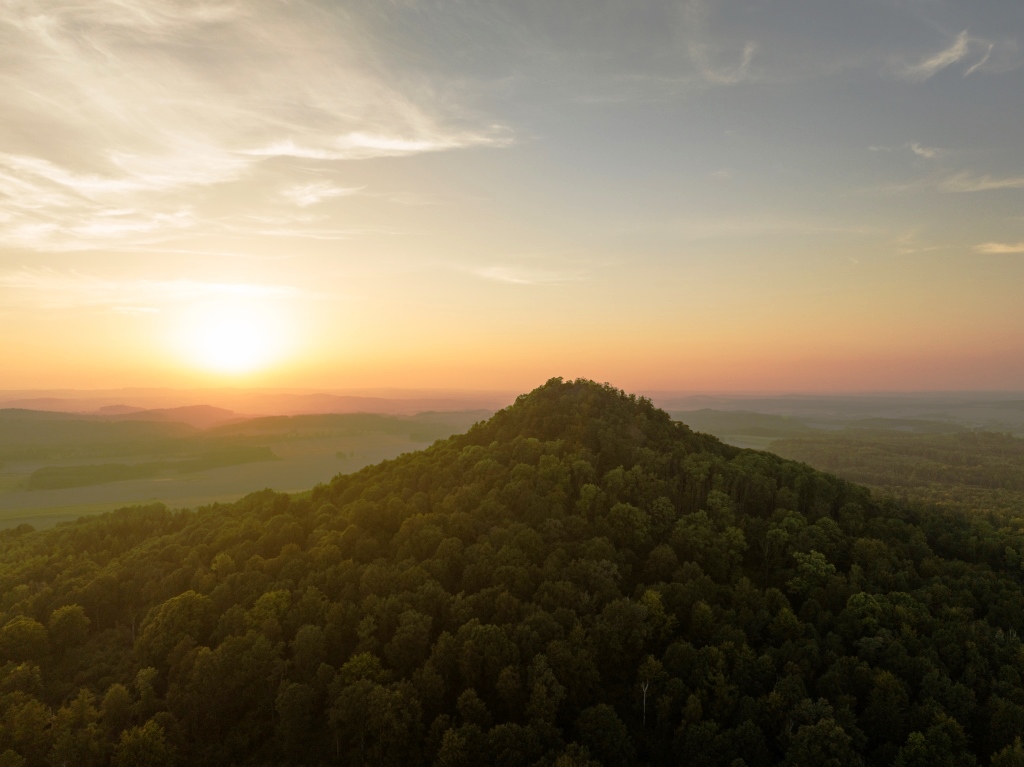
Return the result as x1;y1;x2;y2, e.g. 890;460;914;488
469;264;588;286
0;268;302;311
942;173;1024;193
899;30;1003;81
0;0;512;251
974;242;1024;254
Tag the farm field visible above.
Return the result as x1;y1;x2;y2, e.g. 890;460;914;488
0;409;487;528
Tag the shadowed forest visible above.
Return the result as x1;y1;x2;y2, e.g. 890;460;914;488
3;380;1024;766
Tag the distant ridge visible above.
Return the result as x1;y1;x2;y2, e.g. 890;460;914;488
0;388;514;416
0;405;240;429
92;404;146;415
106;405;241;429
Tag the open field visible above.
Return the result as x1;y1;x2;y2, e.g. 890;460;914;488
0;409;488;528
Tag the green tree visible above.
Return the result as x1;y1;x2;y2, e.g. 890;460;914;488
486;723;543;767
785;718;859;767
134;668;160;721
526;654;565;724
275;681;318;755
456;689;492;729
364;683;423;767
0;695;52;766
787;550;837;597
434;727;473;767
602;502;651;551
384;610;433;675
290;624;326;680
111;720;174;767
893;715;977;767
49;689;103;767
993;738;1024;767
329;679;376;762
0;619;48;664
576;704;634;767
0;751;25;767
552;744;601;767
47;605;90;650
136;591;212;669
100;684;134;742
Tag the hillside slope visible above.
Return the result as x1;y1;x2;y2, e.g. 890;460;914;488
2;379;1024;766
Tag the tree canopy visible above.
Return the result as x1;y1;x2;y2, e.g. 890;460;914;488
2;378;1024;766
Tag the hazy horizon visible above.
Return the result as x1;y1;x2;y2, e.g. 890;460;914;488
2;383;1022;420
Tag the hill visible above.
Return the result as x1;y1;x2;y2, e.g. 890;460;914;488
0;409;198;455
107;406;242;429
2;379;1024;766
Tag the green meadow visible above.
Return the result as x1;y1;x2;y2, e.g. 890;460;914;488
0;409;488;529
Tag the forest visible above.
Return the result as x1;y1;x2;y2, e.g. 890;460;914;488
771;430;1024;517
3;379;1024;766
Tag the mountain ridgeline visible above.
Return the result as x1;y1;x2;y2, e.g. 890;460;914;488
3;379;1024;766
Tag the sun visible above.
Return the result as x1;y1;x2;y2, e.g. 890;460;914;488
176;301;289;375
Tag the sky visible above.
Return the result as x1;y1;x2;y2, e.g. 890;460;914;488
1;0;1023;393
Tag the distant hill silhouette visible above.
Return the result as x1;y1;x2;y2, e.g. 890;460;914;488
92;404;146;415
0;388;514;417
106;405;242;429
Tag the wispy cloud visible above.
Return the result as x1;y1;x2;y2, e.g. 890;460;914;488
942;173;1024;192
470;265;587;286
0;0;511;251
964;43;995;76
0;269;301;310
669;215;882;240
282;182;362;207
680;1;758;87
869;143;942;159
110;306;162;315
691;41;758;86
901;31;1001;81
892;230;947;256
974;242;1024;254
910;143;941;160
247;131;511;162
904;31;971;80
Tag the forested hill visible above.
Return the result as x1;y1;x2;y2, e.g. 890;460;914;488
4;379;1024;767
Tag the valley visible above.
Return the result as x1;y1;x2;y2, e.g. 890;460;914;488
0;409;487;529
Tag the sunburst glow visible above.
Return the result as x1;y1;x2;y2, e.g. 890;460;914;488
176;302;289;375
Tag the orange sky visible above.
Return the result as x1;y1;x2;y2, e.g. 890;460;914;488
2;1;1023;393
